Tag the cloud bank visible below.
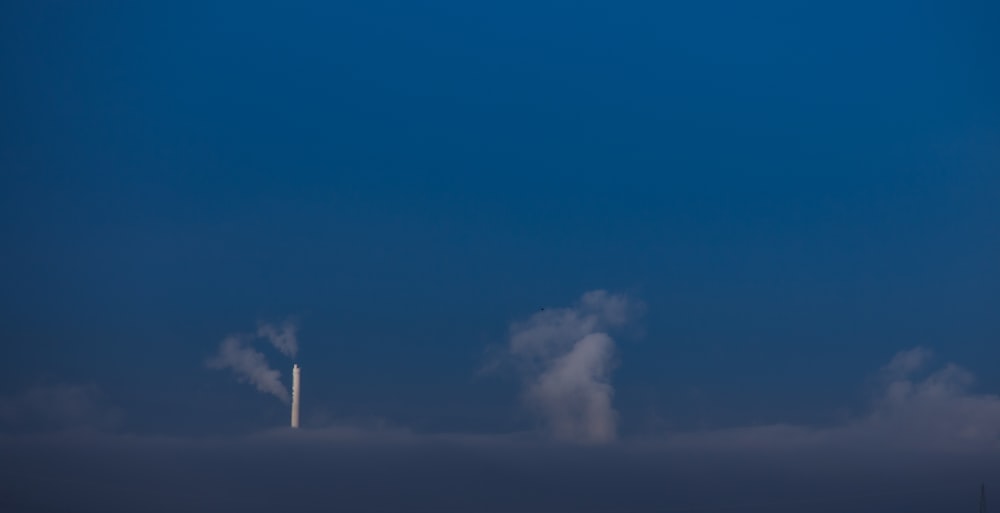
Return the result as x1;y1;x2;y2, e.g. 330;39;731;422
4;345;1000;513
0;427;992;513
508;290;643;444
10;297;1000;512
660;347;1000;452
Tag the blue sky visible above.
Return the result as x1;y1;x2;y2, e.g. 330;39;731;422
3;2;1000;510
2;0;999;440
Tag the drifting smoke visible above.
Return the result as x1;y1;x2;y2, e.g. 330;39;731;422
206;336;290;403
206;318;301;402
508;290;642;444
257;319;299;358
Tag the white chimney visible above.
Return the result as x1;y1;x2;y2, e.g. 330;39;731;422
291;364;301;428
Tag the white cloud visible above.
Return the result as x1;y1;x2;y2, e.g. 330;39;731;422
508;290;642;444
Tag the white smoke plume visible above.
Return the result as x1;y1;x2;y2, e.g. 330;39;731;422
257;319;299;358
206;335;290;403
508;290;642;444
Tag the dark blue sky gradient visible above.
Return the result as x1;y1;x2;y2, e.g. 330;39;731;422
1;1;999;435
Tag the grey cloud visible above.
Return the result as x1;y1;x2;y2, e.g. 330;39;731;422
0;427;992;513
527;333;617;443
881;346;933;379
509;290;638;359
509;290;643;444
660;348;1000;452
206;335;290;403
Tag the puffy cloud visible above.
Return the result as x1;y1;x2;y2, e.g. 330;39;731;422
508;290;643;444
881;346;933;379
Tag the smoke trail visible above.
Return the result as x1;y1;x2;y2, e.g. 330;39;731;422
508;290;642;444
257;319;299;358
206;335;290;403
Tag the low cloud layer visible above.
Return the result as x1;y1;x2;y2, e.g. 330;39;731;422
508;290;643;444
8;303;1000;512
661;347;1000;452
206;335;290;403
4;346;1000;512
0;427;993;513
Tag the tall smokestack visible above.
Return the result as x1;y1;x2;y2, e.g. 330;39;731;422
291;364;300;428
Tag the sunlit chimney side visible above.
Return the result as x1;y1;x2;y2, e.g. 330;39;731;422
291;364;300;428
